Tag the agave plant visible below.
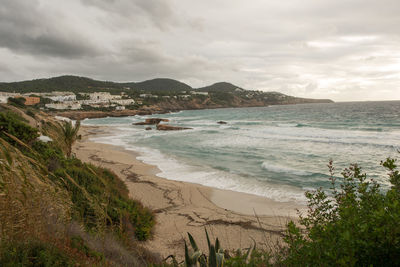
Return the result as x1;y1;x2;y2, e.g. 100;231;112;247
185;228;225;267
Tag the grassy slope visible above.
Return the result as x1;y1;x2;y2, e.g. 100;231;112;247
0;104;156;266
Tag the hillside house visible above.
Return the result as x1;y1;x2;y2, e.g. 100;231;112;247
111;99;135;105
21;96;40;105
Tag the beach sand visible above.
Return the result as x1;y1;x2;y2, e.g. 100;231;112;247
73;125;306;259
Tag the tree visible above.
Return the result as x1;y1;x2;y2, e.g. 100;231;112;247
61;120;80;158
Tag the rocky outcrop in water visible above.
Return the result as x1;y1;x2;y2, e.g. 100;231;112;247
134;118;169;125
156;124;192;131
217;121;227;124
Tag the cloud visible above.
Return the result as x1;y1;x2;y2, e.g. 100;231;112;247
0;0;101;58
80;0;177;30
0;0;399;101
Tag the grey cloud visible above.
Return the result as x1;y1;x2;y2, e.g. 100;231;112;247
0;0;101;58
1;0;400;101
80;0;177;30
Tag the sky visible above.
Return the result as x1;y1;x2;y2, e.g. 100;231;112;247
1;0;399;101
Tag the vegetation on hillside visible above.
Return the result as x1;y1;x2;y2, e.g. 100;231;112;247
0;105;156;266
61;120;81;158
131;78;192;92
197;82;244;92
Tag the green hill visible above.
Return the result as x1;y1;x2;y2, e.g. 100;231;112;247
127;78;192;92
0;75;123;94
197;82;244;92
0;76;193;94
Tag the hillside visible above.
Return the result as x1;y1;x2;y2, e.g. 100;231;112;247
0;75;124;94
127;78;192;92
0;104;157;266
197;82;244;92
0;75;194;94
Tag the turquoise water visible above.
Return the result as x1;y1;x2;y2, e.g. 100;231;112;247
83;101;400;203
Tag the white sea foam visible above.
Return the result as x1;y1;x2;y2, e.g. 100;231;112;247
261;162;312;176
131;146;307;203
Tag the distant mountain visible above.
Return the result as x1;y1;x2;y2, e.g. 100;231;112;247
197;82;244;92
0;75;193;94
0;75;122;94
127;78;192;92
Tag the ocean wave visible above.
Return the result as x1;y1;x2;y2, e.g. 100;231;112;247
277;123;299;127
261;162;312;176
125;146;308;203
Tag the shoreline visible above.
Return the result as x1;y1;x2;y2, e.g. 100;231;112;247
73;125;305;258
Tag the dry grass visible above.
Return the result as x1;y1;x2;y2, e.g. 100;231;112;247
0;137;72;243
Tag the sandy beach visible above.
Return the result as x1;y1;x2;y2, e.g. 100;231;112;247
73;125;306;259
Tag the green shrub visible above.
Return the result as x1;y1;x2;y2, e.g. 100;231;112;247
70;236;104;262
0;111;39;144
283;158;400;266
8;97;26;107
54;159;154;240
0;240;76;267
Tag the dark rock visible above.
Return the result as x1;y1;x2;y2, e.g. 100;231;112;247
156;124;192;131
134;118;169;125
217;121;227;124
145;127;152;130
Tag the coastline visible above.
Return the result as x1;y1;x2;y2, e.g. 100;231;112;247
73;125;306;258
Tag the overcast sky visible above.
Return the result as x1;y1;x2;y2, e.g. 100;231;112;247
1;0;399;101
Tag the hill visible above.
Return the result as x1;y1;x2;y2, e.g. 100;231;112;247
197;82;244;92
127;78;192;92
0;75;193;94
0;75;123;94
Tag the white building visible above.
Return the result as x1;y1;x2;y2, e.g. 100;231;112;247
0;96;8;103
140;94;153;98
190;91;209;96
179;95;191;100
111;99;135;105
47;94;76;102
88;92;113;101
45;102;82;110
0;92;21;103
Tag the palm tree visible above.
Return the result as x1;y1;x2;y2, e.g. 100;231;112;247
61;120;80;158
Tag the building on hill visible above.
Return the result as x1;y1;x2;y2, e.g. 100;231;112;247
19;96;40;105
45;102;81;110
47;94;76;102
110;99;135;105
88;92;113;101
0;96;8;103
190;91;209;96
0;92;20;103
140;94;153;98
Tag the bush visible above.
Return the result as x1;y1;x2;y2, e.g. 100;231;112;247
0;240;76;267
283;158;400;266
0;111;39;144
54;159;155;240
8;97;25;107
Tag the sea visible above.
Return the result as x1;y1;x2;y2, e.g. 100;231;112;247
83;101;400;204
